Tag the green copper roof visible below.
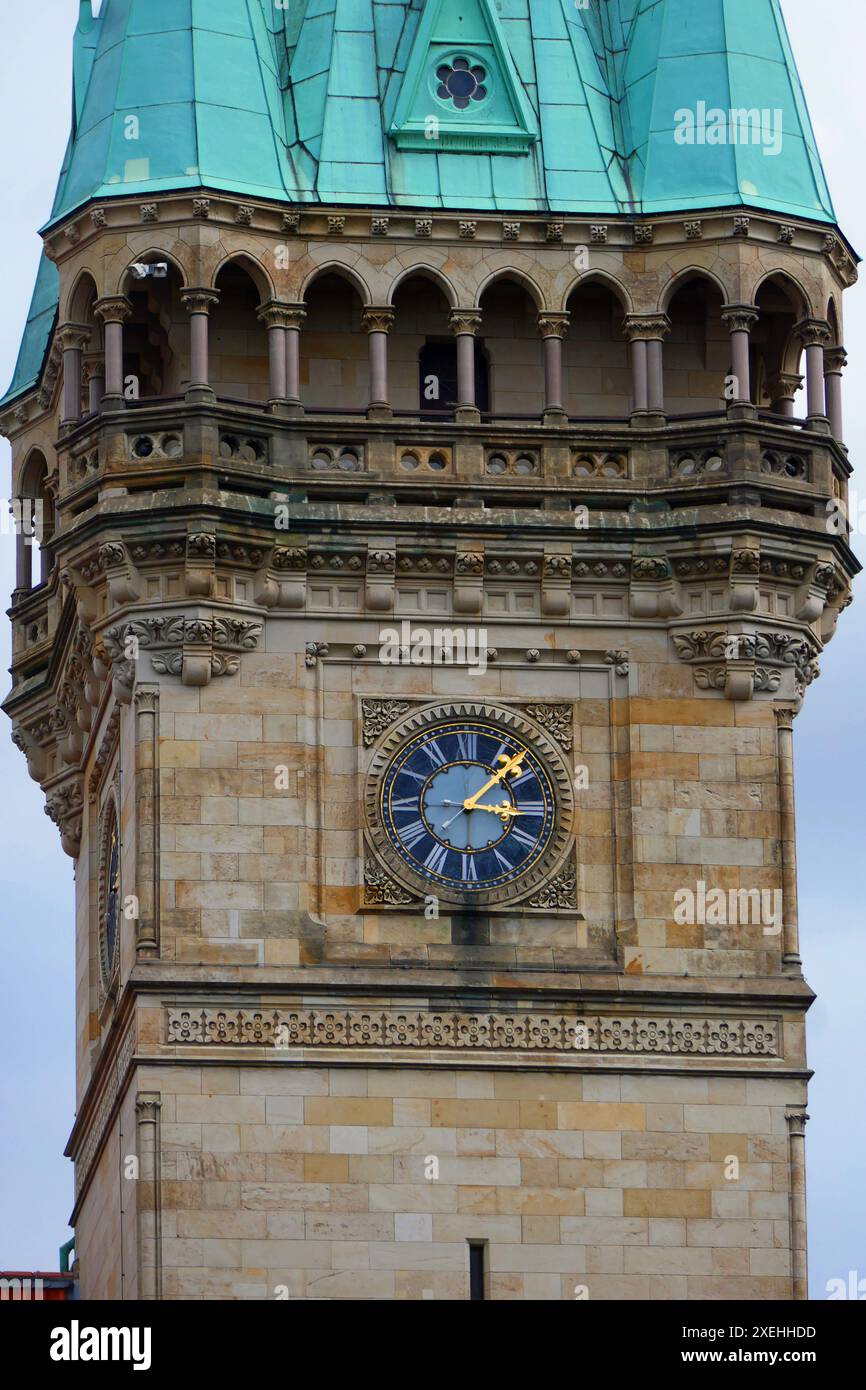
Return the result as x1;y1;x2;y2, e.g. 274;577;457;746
2;0;837;407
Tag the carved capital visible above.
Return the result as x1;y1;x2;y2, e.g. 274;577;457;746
180;288;220;316
537;312;570;341
257;300;301;331
56;322;91;353
794;318;832;349
622;314;670;343
94;296;133;327
449;309;482;337
824;346;848;375
361;306;396;335
721;303;759;335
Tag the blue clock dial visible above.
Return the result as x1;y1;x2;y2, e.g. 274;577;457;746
380;720;556;893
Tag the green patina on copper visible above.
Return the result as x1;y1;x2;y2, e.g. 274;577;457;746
2;0;836;406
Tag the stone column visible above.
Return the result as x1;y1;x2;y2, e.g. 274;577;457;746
795;319;832;428
721;303;759;410
258;301;287;404
766;371;803;418
774;707;801;970
284;304;306;412
57;323;90;427
94;296;133;408
135;1093;163;1301
83;356;105;414
14;505;32;592
450;310;483;423
824;346;847;442
624;316;669;420
362;307;395;419
180;288;220;400
785;1109;809;1301
537;312;570;424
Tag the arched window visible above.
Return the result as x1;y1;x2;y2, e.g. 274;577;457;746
15;450;54;593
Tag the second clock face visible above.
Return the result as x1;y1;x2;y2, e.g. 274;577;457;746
380;719;557;894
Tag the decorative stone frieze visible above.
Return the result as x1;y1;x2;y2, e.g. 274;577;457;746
165;1007;780;1057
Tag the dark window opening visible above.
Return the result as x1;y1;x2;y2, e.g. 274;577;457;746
419;339;489;415
469;1242;486;1301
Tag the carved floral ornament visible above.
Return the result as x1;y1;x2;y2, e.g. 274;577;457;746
673;628;821;701
101;613;263;687
166;1007;779;1058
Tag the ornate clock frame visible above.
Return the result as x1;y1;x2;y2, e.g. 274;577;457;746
363;698;578;912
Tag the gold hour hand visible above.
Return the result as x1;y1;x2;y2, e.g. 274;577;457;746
462;751;526;812
474;800;526;824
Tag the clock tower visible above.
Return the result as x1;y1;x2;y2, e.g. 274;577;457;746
1;0;856;1300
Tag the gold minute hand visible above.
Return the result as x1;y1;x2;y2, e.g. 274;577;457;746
462;751;527;812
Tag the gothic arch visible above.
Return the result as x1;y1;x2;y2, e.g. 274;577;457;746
659;266;730;313
117;247;190;298
211;251;274;304
299;260;372;307
15;447;54;590
387;263;459;309
64;269;100;326
751;269;812;320
559;268;633;314
476;265;545;312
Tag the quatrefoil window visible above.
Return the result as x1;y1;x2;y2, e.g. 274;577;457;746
436;58;488;110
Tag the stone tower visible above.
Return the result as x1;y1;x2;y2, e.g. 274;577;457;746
1;0;857;1301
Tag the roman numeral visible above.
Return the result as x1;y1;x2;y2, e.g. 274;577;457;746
510;826;537;849
511;768;536;788
392;797;418;811
398;819;428;849
517;800;545;816
461;854;478;881
456;730;478;761
493;847;513;872
424;739;447;767
398;768;427;785
424;843;450;875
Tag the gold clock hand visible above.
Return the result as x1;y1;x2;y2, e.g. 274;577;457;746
473;801;528;823
462;751;526;812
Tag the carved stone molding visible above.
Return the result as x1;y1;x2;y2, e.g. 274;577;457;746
520;703;574;752
102;614;262;687
361;699;411;748
363;859;415;907
166;1008;780;1057
45;778;85;859
605;650;630;677
526;857;577;909
673;628;819;702
88;705;122;798
72;1021;136;1200
632;556;671;581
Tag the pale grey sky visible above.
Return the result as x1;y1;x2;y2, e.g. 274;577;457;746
0;1;862;1297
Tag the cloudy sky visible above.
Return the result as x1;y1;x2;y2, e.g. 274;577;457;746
0;1;862;1297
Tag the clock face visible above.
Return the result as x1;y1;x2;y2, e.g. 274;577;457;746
366;703;574;907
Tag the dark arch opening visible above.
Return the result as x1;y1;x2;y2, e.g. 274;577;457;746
564;281;631;418
478;278;541;417
665;276;729;413
211;261;270;403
